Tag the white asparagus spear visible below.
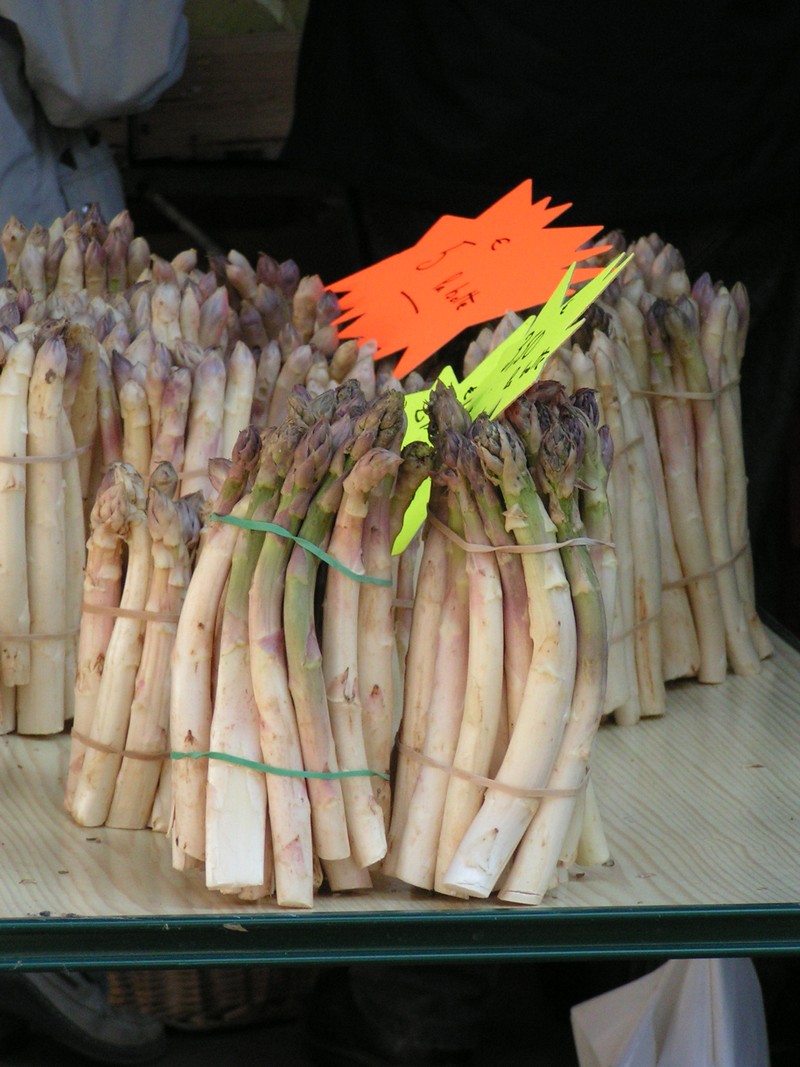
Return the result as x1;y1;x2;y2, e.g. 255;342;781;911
16;335;68;734
250;340;281;431
18;224;49;302
284;469;353;864
55;224;84;295
348;342;377;401
589;338;640;719
126;236;151;286
500;409;607;904
434;434;504;897
1;216;28;284
66;466;130;810
476;402;537;733
441;419;577;899
70;465;151;825
226;251;258;301
83;238;107;299
179;284;201;344
198;286;229;350
575;779;613;868
181;351;226;498
663;298;760;676
124;325;156;373
323;450;403;868
266;343;314;428
59;408;85;723
604;300;700;681
0;336;35;687
144;344;171;448
119;378;152;480
151;282;182;347
292;275;325;343
170;428;262;867
221;341;257;459
66;323;100;503
597;330;665;717
106;483;200;829
150;367;191;478
169;494;246;864
205;525;268;891
329;340;359;384
644;306;727;684
384;474;470;891
718;285;772;660
383;522;447;871
357;454;403;825
204;426;298;890
248;421;332;907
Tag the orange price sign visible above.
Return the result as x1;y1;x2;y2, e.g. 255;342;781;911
328;180;607;378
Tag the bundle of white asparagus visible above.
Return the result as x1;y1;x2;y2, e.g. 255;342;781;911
384;380;612;904
464;234;771;727
0;323;96;735
573;236;770;721
167;384;420;907
65;457;206;830
65;370;609;910
1;206;429;738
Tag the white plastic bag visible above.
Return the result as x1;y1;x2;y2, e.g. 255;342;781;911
570;958;769;1067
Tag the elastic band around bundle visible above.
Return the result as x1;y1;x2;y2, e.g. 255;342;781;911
70;728;166;762
631;375;741;403
609;539;751;643
609;610;660;644
210;512;393;586
661;538;749;591
171;750;389;781
70;728;389;780
426;509;614;555
0;442;93;464
396;740;586;799
617;434;644;456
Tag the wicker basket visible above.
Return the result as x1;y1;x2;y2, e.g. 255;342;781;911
106;966;317;1032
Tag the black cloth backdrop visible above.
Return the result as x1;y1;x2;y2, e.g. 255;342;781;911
283;0;800;621
284;2;800;224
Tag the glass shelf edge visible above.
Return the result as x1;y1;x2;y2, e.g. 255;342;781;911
2;902;799;970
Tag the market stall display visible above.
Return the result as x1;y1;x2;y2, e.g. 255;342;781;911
0;203;773;914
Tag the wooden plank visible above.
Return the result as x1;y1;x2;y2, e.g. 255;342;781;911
127;33;301;162
1;631;798;924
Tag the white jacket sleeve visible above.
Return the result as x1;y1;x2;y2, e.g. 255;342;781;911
0;0;188;128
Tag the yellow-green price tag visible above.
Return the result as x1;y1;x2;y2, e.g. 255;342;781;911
393;251;631;553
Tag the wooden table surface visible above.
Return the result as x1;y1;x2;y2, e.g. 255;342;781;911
2;628;799;966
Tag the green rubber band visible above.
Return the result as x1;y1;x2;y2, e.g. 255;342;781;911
211;512;393;586
171;749;390;781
